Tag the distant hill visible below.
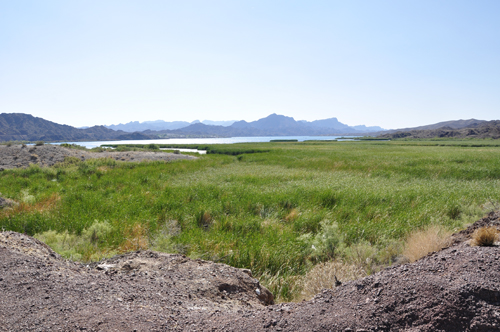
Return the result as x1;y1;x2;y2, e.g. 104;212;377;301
200;120;236;127
0;113;151;142
350;124;386;132
381;119;486;134
308;117;352;131
378;120;500;139
106;119;236;132
106;120;194;132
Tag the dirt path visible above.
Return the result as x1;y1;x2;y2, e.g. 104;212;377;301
1;212;499;331
0;144;195;170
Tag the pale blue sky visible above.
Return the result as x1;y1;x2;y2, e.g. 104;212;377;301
1;1;499;129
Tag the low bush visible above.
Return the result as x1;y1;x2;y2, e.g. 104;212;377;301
60;143;87;150
35;220;115;261
147;144;160;150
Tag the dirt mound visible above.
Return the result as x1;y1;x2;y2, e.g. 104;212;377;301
1;215;499;331
0;231;272;331
196;242;500;331
0;144;195;169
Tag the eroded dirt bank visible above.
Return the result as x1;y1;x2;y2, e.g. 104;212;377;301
1;213;499;331
0;144;195;170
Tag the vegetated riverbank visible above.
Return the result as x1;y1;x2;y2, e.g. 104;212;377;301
1;140;500;301
1;213;499;331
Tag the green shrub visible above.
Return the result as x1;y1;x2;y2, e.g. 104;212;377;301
34;220;115;261
60;143;87;150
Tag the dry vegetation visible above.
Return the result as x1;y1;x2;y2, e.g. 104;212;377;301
0;192;61;219
118;224;149;253
403;225;452;262
298;260;367;300
471;226;499;246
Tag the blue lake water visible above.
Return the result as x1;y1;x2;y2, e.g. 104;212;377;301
58;136;357;149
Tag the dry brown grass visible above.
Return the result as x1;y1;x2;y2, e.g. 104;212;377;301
403;225;452;262
201;211;212;223
119;224;149;252
284;208;299;222
471;226;499;246
298;260;366;301
0;192;61;218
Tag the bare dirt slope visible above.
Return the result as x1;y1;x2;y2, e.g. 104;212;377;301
0;144;195;170
1;213;499;331
0;232;273;331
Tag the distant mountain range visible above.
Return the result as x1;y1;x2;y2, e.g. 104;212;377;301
0;113;150;142
105;116;382;134
106;120;237;132
126;114;385;138
0;112;496;142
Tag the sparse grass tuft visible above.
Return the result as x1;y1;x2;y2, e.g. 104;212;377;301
471;226;499;246
403;225;452;262
298;260;366;301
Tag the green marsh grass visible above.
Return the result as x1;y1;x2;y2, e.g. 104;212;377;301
1;140;500;301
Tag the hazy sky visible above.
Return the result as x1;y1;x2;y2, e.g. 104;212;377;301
1;1;499;129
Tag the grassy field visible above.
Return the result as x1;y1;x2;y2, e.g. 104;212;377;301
1;140;499;301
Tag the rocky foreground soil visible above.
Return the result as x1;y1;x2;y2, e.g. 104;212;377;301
0;144;195;170
1;213;500;331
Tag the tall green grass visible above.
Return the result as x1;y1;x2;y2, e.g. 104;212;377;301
1;140;500;301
